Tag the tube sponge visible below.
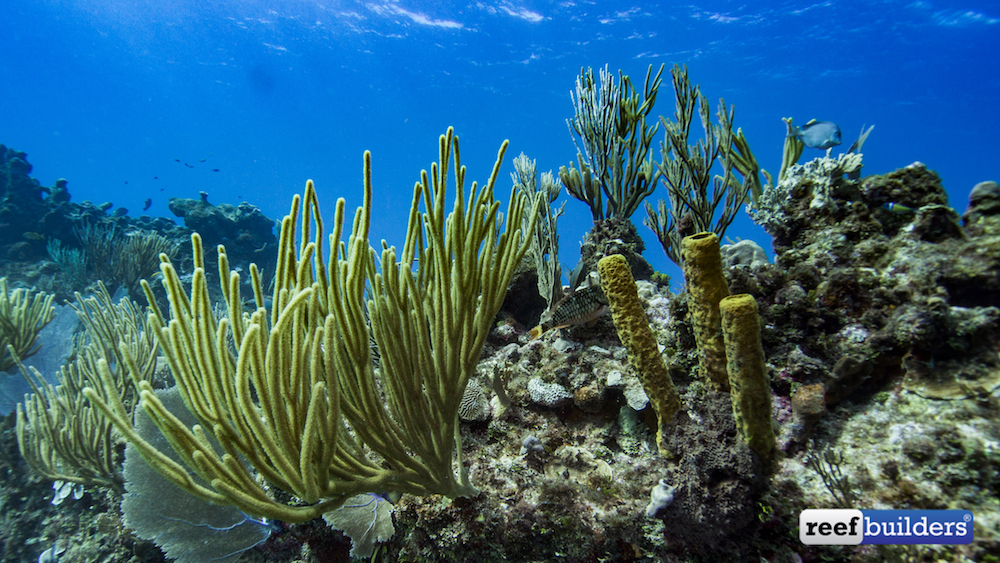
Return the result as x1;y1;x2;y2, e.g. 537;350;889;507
598;254;680;456
681;232;731;392
719;293;776;469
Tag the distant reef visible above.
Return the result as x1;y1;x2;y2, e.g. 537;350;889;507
0;144;278;302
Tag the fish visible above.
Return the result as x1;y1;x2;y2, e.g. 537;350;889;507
184;163;193;168
212;169;220;172
173;159;180;162
153;176;158;180
199;158;206;162
882;202;916;214
143;198;152;211
792;119;842;149
243;296;273;311
529;284;609;340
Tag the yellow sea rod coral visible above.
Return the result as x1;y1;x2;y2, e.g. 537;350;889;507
597;254;680;457
0;278;55;372
719;293;776;469
84;128;537;523
680;232;731;391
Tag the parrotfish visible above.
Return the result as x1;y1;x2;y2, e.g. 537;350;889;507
529;284;609;340
142;198;152;211
793;119;842;150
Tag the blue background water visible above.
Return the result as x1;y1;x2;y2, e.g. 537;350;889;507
3;0;998;285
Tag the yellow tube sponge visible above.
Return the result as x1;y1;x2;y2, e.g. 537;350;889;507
598;254;680;456
681;232;731;391
719;293;776;469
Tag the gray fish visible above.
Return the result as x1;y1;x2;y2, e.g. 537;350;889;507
793;120;842;149
530;284;609;339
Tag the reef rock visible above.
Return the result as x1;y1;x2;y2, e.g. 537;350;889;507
0;145;51;261
747;156;1000;412
168;192;277;274
578;217;653;281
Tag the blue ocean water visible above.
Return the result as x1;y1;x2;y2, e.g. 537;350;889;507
2;0;997;284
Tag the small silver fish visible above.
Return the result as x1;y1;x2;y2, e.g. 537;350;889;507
793;119;842;149
529;284;609;339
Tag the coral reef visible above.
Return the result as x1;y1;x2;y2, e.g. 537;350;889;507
0;278;55;372
962;180;1000;237
121;387;273;563
511;153;565;312
168;191;277;270
2;132;999;563
86;129;537;523
561;64;663;221
16;284;157;490
746;157;1000;416
0;145;277;300
72;223;180;301
0;147;281;303
0;145;54;262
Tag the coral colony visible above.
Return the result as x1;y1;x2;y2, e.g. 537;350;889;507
1;65;998;563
